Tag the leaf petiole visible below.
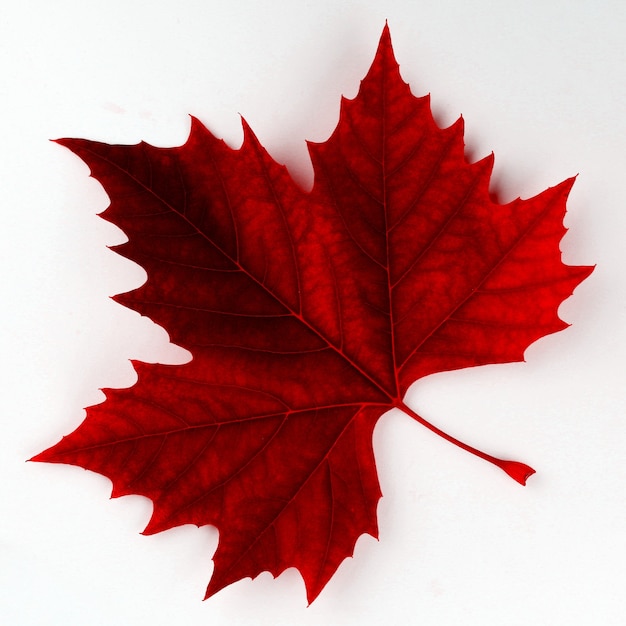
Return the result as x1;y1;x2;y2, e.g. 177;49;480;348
397;401;535;485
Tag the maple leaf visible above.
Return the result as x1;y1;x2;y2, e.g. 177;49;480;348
33;25;592;603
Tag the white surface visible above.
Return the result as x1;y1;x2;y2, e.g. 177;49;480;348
1;1;623;624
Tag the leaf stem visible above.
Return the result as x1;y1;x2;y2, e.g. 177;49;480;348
397;401;535;485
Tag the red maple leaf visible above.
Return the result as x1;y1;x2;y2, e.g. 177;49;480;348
33;25;592;603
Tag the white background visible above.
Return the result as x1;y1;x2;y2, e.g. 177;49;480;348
1;1;624;624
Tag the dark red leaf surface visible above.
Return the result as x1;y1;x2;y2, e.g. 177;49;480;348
33;25;592;603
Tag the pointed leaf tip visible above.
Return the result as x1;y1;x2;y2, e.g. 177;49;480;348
376;21;396;62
